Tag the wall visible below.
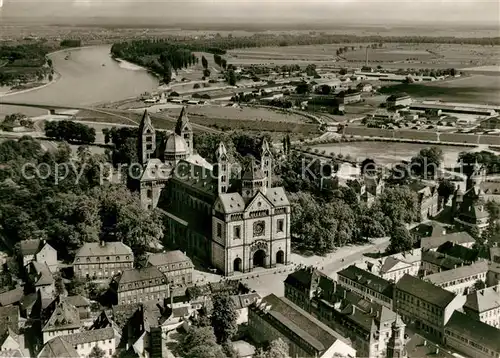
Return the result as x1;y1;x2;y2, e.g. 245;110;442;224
76;338;115;358
43;328;79;344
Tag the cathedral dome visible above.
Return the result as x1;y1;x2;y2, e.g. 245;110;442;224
165;133;188;155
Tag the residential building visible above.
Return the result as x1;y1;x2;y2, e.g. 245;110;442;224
444;310;500;358
64;295;91;321
363;110;401;126
28;262;55;300
145;250;193;286
405;334;456;358
0;329;24;353
436;241;488;263
420;231;476;251
337;265;394;308
424;260;489;295
488;261;500;286
378;256;416;283
409;181;439;221
63;327;115;358
394;274;466;340
19;239;57;272
357;82;373;92
91;311;122;347
73;242;134;280
464;285;500;328
111;266;169;306
230;292;261;325
42;299;81;343
37;336;79;358
125;304;165;358
135;109;291;276
284;268;405;358
421;250;465;275
0;305;20;340
248;294;356;358
386;94;412;109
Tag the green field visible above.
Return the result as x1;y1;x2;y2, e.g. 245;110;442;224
379;75;500;105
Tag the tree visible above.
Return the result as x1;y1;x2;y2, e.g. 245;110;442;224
211;294;238;344
410;147;443;179
255;338;289;358
54;272;65;296
437;180;455;205
162;59;172;85
221;58;227;70
318;84;331;95
295;82;311;95
387;224;414;254
374;186;418;226
89;346;106;358
201;55;208;69
178;326;225;358
213;54;222;67
470;279;486;293
227;69;236;86
203;68;211;77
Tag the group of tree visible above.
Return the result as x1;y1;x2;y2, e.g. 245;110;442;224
111;40;198;83
45;120;96;144
213;54;227;70
410;146;444;179
0;136;164;263
60;39;82;48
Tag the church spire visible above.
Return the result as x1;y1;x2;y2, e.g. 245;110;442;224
261;138;273;189
138;110;156;165
174;107;193;155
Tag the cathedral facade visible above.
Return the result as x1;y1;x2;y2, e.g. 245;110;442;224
135;109;291;276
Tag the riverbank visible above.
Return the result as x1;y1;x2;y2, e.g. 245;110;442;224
0;70;61;98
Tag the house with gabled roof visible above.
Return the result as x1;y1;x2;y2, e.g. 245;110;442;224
337;265;394;308
145;250;193;286
73;241;134;280
421;231;476;251
37;336;79;358
19;239;57;272
63;327;115;358
445;310;500;358
28;262;55;300
42;299;81;343
394;274;466;341
378;256;414;283
464;285;500;329
424;260;489;295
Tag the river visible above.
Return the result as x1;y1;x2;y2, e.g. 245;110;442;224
0;45;159;117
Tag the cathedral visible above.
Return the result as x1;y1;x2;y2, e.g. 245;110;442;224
135;108;291;276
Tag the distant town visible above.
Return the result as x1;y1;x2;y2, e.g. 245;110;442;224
0;12;499;358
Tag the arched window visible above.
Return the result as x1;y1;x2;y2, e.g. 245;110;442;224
116;256;120;261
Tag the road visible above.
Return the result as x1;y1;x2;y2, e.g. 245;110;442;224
193;237;390;298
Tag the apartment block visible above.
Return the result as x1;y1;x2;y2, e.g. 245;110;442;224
424;260;489;295
464;285;500;328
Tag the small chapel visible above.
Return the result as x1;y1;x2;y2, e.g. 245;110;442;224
134;108;291;276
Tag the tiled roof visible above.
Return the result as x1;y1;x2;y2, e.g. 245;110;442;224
230;293;261;310
19;239;41;256
63;327;114;345
0;349;23;357
241;158;265;181
116;266;166;288
424;260;489;285
437;241;487;262
422;250;464;270
185;153;213;171
446;310;500;352
284;268;317;291
0;288;23;307
147;250;192;267
64;295;90;308
74;242;133;259
420;231;475;250
338;265;393;298
265;187;290;207
217;193;246;214
171;160;217;197
396;274;456;309
42;300;80;332
379;257;407;274
37;336;79;358
32;262;54;286
464;286;500;313
390;249;422;264
405;334;456;358
257;294;351;353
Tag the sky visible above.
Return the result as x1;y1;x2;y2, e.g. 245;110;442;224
0;0;499;26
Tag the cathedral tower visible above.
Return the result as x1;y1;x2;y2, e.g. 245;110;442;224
175;107;193;155
261;139;272;189
138;110;156;165
216;142;230;194
241;156;267;202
